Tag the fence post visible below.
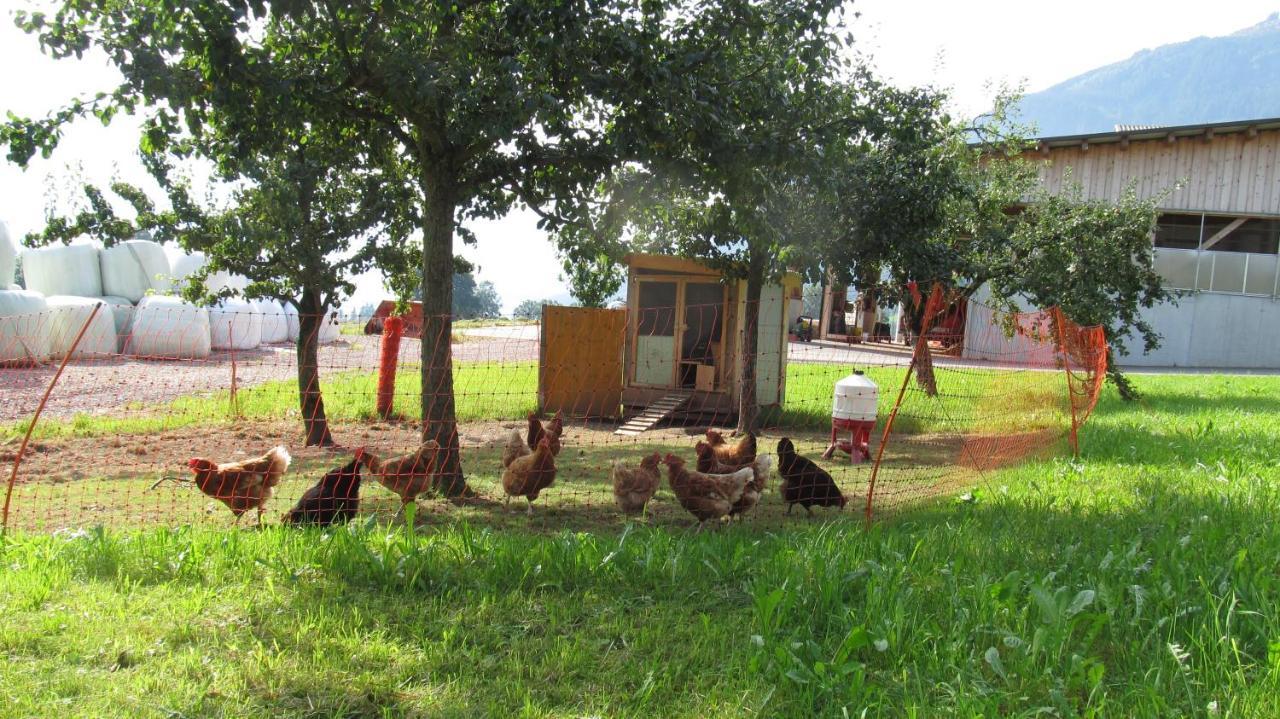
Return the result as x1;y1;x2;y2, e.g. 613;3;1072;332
864;284;944;525
376;315;404;419
2;303;102;535
228;321;241;418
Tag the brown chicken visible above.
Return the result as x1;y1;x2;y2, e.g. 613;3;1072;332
662;454;753;526
503;437;557;515
361;440;441;508
705;447;774;521
695;442;773;519
611;452;662;516
545;410;565;452
704;429;757;467
187;445;292;526
526;410;565;456
502;429;531;468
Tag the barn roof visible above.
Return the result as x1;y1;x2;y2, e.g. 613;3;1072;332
1032;116;1280;150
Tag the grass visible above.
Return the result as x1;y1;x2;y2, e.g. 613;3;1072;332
453;317;538;328
4;359;1064;443
2;374;1279;716
1;361;540;442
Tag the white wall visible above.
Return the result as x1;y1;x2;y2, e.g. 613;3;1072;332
961;286;1059;366
1116;292;1280;368
963;284;1280;369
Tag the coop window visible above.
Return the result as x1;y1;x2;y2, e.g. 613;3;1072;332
636;281;676;336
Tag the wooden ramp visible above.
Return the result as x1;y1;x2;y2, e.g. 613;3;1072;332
614;392;692;436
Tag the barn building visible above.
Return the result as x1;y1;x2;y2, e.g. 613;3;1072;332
830;117;1280;370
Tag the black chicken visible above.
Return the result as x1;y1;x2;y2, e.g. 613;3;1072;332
282;451;364;526
776;438;847;516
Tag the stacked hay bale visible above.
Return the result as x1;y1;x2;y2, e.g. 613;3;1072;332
0;289;50;366
45;296;117;359
255;299;290;344
128;295;212;359
209;298;263;350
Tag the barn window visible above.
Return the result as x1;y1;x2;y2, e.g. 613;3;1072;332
1208;218;1280;255
1154;214;1203;250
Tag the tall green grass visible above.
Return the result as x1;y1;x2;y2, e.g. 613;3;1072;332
1;374;1278;716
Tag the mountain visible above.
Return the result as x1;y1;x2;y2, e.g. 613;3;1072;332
1015;13;1280;136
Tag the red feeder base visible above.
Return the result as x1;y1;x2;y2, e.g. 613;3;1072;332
822;417;875;464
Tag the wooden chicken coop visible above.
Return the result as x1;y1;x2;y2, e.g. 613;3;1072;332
538;253;803;432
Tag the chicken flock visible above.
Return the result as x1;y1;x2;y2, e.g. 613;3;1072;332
178;410;848;528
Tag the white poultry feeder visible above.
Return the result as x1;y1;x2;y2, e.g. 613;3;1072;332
822;370;878;464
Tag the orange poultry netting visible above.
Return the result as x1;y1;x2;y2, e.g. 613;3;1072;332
0;284;1106;533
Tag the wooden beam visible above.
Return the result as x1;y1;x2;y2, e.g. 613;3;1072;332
1201;217;1248;250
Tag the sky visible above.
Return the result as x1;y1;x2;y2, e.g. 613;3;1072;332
1;0;1276;313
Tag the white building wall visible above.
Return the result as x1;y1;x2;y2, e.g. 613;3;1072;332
1116;293;1280;368
963;286;1280;370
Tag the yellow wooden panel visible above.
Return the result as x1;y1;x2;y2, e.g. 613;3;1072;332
539;306;626;418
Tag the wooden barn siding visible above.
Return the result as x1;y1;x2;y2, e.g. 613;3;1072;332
1031;130;1280;216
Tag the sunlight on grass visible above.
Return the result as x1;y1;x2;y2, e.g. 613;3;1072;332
1;375;1278;716
4;360;1068;443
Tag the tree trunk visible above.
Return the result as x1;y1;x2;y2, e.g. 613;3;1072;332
295;289;334;447
419;167;470;497
906;300;939;397
860;290;876;336
736;266;763;435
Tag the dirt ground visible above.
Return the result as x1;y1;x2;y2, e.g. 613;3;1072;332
0;335;537;422
1;412;994;534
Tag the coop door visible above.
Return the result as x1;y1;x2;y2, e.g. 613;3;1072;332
634;281;677;387
680;282;725;390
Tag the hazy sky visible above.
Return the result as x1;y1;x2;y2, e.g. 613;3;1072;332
1;1;1276;312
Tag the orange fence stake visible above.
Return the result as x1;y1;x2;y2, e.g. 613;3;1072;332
376;315;404;419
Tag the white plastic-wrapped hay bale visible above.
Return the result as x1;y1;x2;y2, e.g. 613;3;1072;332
100;295;136;351
255;299;289;343
282;304;339;344
22;244;103;297
317;310;340;344
0;220;17;287
205;269;250;295
284;302;300;342
0;289;50;365
46;296;117;359
128;295;211;359
100;239;173;302
209;299;263;350
169;250;206;283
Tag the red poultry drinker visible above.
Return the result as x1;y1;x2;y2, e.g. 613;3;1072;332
821;370;878;464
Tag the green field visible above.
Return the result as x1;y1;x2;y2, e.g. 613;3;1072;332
2;374;1277;716
4;359;1065;442
1;362;542;442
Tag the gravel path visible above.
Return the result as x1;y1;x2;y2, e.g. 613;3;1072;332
0;335;539;423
